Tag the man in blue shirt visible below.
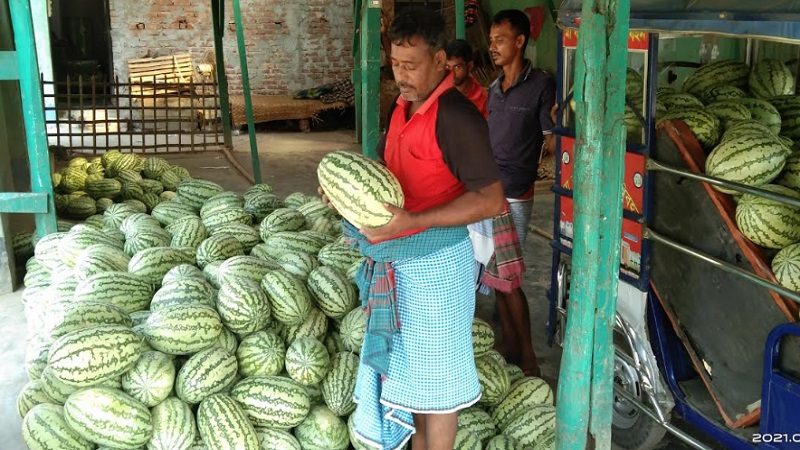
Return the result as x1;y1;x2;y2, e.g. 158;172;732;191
487;9;556;376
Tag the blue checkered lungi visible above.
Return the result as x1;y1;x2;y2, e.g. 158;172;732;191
352;237;482;450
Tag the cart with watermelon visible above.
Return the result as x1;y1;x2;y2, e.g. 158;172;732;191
548;2;800;449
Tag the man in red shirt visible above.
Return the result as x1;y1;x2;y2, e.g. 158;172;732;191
445;39;488;118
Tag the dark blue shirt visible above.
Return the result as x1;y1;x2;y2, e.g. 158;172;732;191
488;61;556;198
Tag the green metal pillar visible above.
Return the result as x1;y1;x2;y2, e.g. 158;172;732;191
360;0;381;159
211;0;233;149
454;0;465;39
555;0;629;448
231;0;262;183
352;0;363;143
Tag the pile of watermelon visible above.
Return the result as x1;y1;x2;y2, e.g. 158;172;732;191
652;58;800;295
14;151;556;450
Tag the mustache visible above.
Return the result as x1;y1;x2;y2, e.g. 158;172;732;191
396;82;414;90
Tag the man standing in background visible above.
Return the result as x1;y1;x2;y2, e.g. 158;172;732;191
445;39;488;118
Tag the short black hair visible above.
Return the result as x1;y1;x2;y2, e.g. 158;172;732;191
444;39;474;63
389;6;447;50
492;9;531;49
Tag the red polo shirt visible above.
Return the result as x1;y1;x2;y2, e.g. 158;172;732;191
464;75;488;119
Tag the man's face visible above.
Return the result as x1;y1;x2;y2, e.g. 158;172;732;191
391;36;446;102
489;21;525;67
446;57;471;87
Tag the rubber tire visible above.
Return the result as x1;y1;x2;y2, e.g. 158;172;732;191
612;412;668;450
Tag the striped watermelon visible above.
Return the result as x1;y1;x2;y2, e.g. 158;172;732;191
139;178;165;195
128;246;196;285
123;198;149;214
317;243;361;272
285;337;331;386
124;228;172;256
237;330;286;378
294;405;349;450
255;428;302;450
160;171;182;191
202;260;223;289
472;317;495;357
150;277;216;311
200;191;243;219
16;380;56;418
229;375;312;429
64;387;153;449
104;202;141;228
176;347;238;404
217;278;272;334
59;227;124;267
778;152;800;191
196;234;244;268
658;109;720;149
321;351;358;416
244;192;284;222
162;263;205;285
39;366;79;404
107;153;142;177
210;222;261;252
457;407;496;444
660;93;704;111
772;243;800;291
244;183;274;197
506;364;525;385
260;208;306;239
197;394;260;450
74;271;154;313
264;231;328;256
49;301;132;340
317;150;405;228
339;307;367;353
736;184;800;248
492;377;556;430
534;429;556;450
119;212;161;235
117;168;144;185
213;327;240;356
771;97;800;140
485;434;524;450
148;397;196;450
177;179;224;210
284;192;315;209
476;354;510;407
202;207;253;231
705;134;788;193
453;429;482;450
261;269;313;325
143;304;223;355
48;325;141;387
152;201;198;226
217;255;279;285
168;216;208;248
281;307;328;343
307;266;356;319
699;85;747;105
304;382;325;406
503;404;556;448
749;59;795;98
120;350;175;407
73;244;131;280
276;251;320;280
120;181;145;201
736;98;783;135
22;403;94;450
682;60;749;96
87;178;122;199
705;100;752;129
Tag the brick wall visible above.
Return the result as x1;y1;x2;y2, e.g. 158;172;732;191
109;0;354;95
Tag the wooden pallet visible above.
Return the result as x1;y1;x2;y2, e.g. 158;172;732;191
127;53;194;96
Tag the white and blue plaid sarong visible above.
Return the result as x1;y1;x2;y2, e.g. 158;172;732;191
352;237;482;450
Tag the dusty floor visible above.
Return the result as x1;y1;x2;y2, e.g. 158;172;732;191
0;129;704;449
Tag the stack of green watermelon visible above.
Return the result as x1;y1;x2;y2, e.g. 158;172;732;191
16;151;557;450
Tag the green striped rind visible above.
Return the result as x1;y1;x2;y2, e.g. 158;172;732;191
503;404;556;448
74;271;155;313
16;380;57;418
142;157;169;179
169;165;192;180
317;150;404;228
202;260;223;289
197;394;260;450
347;414;371;450
212;327;239;355
774;102;800;140
74;244;131;280
682;60;749;96
250;243;282;262
705;134;788;193
285;337;330;386
317;243;361;272
104;203;141;230
217;278;272;334
321;351;358;416
245;183;274;197
49;301;132;340
705;100;752;129
492;376;555;430
307;266;356;319
150;278;216;311
108;153;142;177
140;179;165;197
255;428;302;450
22;403;94;450
160;171;182;191
151;201;198;226
176;347;238;404
485;434;524;450
83;214;106;229
475;354;510;407
121;351;175;407
130;311;151;327
264;231;328;255
310;215;341;236
167;216;208;248
24;258;51;288
284;192;314;209
67;195;97;219
64;387;153;449
237;331;286;378
658;109;720;148
177;179;225;210
102;150;123;168
218;255;280;285
699;85;747;105
119;212;162;235
304;382;324;405
260;208;306;239
736;184;800;248
457;407;496;444
202;207;253;231
162;263;206;285
505;364;525;385
276;251;320;280
533;429;556;450
339;307;367;353
59;228;124;267
453;429;482;450
143;304;223;355
229;375;312;429
40;366;79;404
124;199;149;214
324;330;346;356
660;93;704;110
772;243;800;291
244;192;284;222
48;325;142;387
261;269;313;325
34;231;68;270
87;178;122;199
124;228;172;256
282;307;328;342
210;223;261;252
735;97;783;135
200;191;243;219
297;199;334;221
196;234;244;268
128;246;197;285
472;317;495;357
749;59;795;98
120;181;145;201
117;168;144;185
294;405;349;450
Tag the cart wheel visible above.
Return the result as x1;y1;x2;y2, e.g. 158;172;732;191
611;354;668;450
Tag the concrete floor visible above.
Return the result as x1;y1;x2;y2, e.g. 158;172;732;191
1;129;703;449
